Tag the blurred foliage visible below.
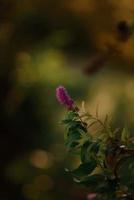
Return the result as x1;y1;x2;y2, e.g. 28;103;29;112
0;0;134;200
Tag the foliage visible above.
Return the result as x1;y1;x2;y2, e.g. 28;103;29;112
60;102;134;200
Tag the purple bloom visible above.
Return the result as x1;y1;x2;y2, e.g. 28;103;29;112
56;86;75;110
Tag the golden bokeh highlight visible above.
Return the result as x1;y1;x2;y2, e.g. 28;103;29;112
30;150;53;169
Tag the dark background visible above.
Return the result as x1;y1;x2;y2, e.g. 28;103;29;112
0;0;134;199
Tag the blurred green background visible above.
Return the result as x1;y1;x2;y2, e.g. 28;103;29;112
0;0;134;200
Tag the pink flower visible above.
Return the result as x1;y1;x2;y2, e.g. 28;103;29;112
87;193;97;200
56;86;75;110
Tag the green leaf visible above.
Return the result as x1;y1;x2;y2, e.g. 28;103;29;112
72;160;97;177
63;111;87;133
104;115;113;137
80;174;116;194
81;141;92;163
65;130;81;149
81;141;100;163
62;119;73;124
68;121;87;133
119;156;134;187
67;141;80;149
121;127;129;142
67;111;79;120
89;142;100;154
62;111;79;125
79;174;105;187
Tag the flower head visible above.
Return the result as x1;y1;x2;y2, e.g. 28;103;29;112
56;86;75;110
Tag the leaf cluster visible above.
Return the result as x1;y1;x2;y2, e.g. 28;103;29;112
61;109;134;200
